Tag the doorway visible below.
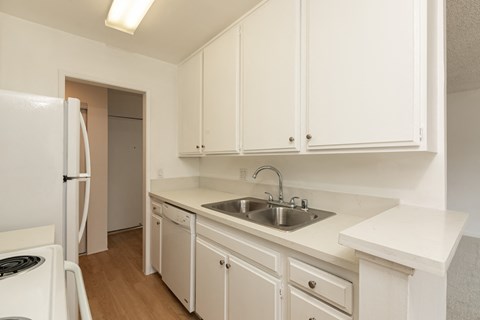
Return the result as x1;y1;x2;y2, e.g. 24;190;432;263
65;80;145;256
107;89;143;233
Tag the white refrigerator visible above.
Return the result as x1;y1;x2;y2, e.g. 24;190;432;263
0;89;91;264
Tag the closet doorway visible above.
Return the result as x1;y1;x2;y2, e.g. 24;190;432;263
107;89;143;233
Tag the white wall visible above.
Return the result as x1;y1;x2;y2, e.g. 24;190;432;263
447;89;480;237
0;12;199;180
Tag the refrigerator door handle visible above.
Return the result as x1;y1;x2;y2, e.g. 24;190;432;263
78;113;91;242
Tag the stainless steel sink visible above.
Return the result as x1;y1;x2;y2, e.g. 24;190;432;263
202;198;335;231
202;197;269;215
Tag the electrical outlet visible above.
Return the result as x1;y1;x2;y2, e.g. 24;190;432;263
239;168;247;181
157;168;164;179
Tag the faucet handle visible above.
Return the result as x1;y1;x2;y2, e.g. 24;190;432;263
289;196;300;207
301;199;309;210
264;192;274;201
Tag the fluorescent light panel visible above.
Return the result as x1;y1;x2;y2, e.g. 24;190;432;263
105;0;155;34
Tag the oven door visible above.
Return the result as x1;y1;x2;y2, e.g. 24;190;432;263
65;261;92;320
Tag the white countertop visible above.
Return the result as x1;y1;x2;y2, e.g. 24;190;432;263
150;188;366;272
151;188;468;275
0;225;55;253
339;205;468;275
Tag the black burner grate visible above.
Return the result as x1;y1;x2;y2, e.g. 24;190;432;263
0;255;45;280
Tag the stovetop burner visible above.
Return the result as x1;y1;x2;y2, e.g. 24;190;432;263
0;255;45;280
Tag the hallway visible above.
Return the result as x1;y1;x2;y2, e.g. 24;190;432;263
79;229;199;320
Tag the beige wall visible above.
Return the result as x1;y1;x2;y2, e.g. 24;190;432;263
108;89;143;119
65;80;108;254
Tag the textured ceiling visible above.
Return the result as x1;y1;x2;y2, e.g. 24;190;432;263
447;0;480;93
0;0;263;64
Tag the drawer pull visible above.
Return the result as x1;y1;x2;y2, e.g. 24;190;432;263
219;260;225;266
226;263;231;269
308;280;316;289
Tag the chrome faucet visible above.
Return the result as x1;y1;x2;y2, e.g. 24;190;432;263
252;165;284;202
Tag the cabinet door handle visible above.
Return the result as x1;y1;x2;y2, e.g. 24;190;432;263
156;221;160;225
226;263;231;269
196;145;200;149
201;145;205;148
153;206;157;210
219;260;225;266
308;280;316;289
289;136;295;142
309;318;316;320
306;134;312;140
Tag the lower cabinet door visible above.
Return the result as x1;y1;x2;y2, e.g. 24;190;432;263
289;286;352;320
150;214;161;273
196;238;227;320
228;256;281;320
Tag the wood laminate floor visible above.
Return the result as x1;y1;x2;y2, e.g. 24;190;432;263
79;229;199;320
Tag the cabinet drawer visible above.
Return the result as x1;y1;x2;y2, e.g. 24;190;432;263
289;286;352;320
289;258;353;314
197;219;281;274
151;201;163;216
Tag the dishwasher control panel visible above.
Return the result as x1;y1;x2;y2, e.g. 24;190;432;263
163;203;195;229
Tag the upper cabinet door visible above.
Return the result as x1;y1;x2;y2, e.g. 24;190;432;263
178;52;203;155
306;0;424;150
203;27;241;154
241;0;301;153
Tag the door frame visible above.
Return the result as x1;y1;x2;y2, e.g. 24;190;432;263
58;70;154;274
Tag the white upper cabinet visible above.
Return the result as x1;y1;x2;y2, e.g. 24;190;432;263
305;0;428;150
177;0;439;155
241;0;301;153
203;27;241;154
178;51;203;155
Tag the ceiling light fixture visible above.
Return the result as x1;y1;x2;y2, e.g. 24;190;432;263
105;0;155;35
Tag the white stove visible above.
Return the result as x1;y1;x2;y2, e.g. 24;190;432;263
0;245;68;320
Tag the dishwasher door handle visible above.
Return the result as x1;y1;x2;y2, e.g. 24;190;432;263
164;216;181;226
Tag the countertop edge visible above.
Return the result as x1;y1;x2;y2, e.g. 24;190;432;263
338;205;468;276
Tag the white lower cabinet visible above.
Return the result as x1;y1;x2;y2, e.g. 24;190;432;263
196;238;227;320
195;217;356;320
196;236;281;320
150;213;162;273
228;256;281;320
289;258;353;314
289;286;352;320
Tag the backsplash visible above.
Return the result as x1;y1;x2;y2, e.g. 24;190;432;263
150;176;399;218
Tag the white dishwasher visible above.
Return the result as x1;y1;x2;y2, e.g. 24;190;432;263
161;202;196;312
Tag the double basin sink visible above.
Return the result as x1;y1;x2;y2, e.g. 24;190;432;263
202;197;335;232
